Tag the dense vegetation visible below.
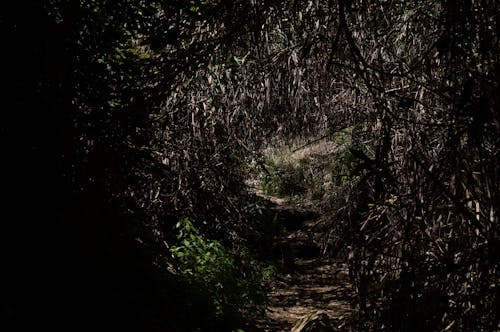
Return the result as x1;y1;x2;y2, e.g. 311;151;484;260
3;0;498;331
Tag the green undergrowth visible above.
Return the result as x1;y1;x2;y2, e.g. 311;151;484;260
258;130;363;203
171;219;270;329
261;161;306;197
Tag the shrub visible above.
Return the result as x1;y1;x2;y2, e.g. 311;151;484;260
170;219;267;324
260;162;306;197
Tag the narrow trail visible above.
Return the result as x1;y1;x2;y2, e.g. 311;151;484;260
250;186;354;331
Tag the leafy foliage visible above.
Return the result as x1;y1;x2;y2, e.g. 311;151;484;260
261;161;306;197
4;0;499;330
171;219;267;324
208;0;499;329
258;131;360;201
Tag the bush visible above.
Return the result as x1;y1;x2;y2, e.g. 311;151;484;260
170;219;267;325
260;162;306;197
259;133;361;199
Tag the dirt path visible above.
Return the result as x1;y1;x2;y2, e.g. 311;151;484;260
263;258;353;331
250;186;354;331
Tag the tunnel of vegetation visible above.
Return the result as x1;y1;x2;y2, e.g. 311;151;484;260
2;0;498;331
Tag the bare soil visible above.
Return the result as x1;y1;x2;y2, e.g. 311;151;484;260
252;191;354;331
